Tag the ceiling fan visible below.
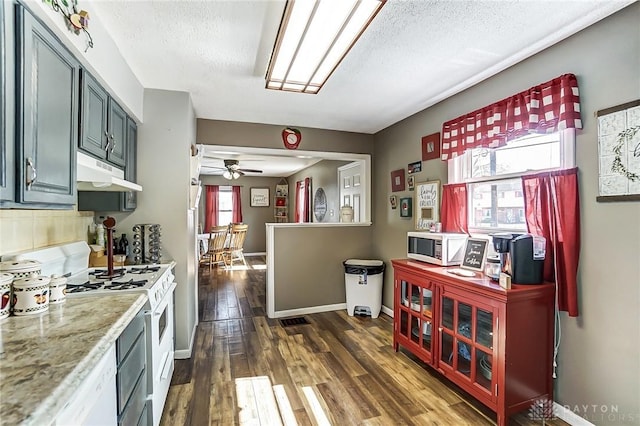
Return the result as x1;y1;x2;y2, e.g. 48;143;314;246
201;159;263;179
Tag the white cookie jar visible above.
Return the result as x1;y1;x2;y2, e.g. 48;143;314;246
12;276;50;316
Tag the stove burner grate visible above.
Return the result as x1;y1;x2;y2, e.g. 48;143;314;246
105;279;148;291
129;266;161;274
66;281;103;293
89;269;126;280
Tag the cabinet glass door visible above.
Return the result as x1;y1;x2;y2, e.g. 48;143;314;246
398;279;434;357
439;294;496;397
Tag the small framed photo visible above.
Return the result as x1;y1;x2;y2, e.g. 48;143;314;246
408;161;422;174
421;132;441;161
400;197;412;218
391;169;405;192
408;175;415;190
390;195;398;209
250;187;270;207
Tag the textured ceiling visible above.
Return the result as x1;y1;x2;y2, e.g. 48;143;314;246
93;0;631;135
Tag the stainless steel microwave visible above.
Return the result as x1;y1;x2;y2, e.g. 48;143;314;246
407;232;468;266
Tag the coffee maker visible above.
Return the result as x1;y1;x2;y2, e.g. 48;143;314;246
491;233;546;284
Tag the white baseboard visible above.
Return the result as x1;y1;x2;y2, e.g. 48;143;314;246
273;303;347;319
554;402;595;426
245;252;266;257
174;323;197;359
381;305;393;317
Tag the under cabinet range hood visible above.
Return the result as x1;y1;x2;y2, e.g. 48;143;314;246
77;152;142;192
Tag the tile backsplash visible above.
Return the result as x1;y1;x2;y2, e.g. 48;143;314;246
0;209;94;256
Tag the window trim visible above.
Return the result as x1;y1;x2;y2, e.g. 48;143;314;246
217;185;233;226
447;129;576;234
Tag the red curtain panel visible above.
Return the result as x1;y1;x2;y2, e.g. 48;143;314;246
522;167;580;317
440;183;469;234
231;186;243;223
441;74;582;160
204;185;219;232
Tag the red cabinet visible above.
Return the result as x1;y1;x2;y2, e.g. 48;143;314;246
392;259;555;426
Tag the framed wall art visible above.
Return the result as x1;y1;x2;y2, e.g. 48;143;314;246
250;187;270;207
390;195;398;209
408;175;415;190
408;161;422;174
400;197;412;218
415;180;440;230
421;132;441;161
596;100;640;202
391;169;406;192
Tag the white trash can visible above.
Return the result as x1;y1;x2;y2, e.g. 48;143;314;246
343;259;385;318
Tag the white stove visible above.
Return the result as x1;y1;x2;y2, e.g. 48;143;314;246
65;264;175;310
2;242;176;426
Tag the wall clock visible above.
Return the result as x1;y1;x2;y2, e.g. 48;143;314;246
313;188;327;221
282;127;302;150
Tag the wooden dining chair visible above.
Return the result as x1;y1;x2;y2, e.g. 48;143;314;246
200;225;229;269
223;223;249;268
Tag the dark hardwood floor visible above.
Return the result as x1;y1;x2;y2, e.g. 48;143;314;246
161;256;568;426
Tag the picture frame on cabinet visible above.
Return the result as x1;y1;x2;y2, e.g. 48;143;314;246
461;238;489;273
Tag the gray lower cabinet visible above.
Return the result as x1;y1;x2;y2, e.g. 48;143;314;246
13;4;78;207
80;69;127;169
117;309;148;426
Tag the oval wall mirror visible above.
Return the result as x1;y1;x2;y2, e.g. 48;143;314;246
313;188;327;221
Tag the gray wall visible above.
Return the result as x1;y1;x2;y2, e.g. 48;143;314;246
112;89;198;357
198;175;283;253
288;160;350;223
273;226;373;311
197;119;374;155
373;3;640;422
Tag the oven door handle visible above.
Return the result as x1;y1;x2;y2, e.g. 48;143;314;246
160;351;173;380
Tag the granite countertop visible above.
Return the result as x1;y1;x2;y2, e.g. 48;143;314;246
0;293;148;425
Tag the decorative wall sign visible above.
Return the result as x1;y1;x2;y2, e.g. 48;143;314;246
400;197;412;218
461;238;489;272
313;188;327;221
250;187;270;207
391;169;405;192
408;161;422;174
415;180;440;230
421;132;441;161
407;176;415;191
282;127;302;149
390;195;398;209
596;100;640;201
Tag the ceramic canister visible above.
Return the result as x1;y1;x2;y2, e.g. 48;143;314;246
12;276;50;316
49;275;67;305
0;259;42;279
0;273;14;319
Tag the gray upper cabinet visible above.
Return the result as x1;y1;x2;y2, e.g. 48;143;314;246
0;0;15;204
78;117;137;212
123;117;137;210
14;4;78;206
80;70;126;168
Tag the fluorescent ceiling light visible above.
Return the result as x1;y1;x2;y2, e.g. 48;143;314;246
266;0;385;94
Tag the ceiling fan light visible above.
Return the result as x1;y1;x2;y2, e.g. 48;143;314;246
222;170;233;180
232;171;241;179
265;0;385;94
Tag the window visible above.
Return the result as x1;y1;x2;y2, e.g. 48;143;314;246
217;186;233;226
449;130;575;232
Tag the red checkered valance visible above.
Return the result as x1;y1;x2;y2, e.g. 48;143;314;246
440;73;582;161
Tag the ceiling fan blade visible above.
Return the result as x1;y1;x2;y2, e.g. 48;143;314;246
238;168;263;173
200;165;226;170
